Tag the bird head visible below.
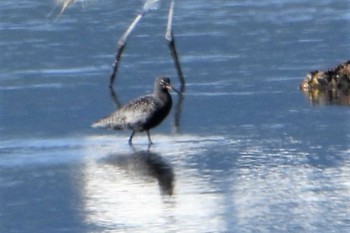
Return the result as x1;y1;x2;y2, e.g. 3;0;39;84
157;76;180;94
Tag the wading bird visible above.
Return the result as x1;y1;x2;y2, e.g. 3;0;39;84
92;76;179;145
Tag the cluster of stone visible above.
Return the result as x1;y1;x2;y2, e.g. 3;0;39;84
300;60;350;91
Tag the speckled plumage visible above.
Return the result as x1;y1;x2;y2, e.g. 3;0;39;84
92;76;174;144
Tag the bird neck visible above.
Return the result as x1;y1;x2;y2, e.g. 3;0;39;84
155;89;171;104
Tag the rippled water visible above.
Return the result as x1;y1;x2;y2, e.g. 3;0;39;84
1;0;350;232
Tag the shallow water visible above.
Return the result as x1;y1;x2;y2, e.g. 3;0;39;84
1;0;350;232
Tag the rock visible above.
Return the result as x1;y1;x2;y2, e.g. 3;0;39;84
300;60;350;91
300;61;350;105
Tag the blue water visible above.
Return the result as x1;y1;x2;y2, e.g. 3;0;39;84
1;0;350;232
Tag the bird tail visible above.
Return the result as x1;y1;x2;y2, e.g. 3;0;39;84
91;119;107;128
91;116;123;130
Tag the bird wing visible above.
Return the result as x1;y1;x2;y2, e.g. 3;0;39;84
92;95;157;130
119;95;157;129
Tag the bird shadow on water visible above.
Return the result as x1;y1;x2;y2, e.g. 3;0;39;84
99;147;175;196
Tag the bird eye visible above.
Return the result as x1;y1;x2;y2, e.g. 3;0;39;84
159;78;170;86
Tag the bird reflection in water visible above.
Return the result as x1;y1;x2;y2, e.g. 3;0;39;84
101;149;175;196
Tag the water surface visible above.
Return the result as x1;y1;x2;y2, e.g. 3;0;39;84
1;0;350;232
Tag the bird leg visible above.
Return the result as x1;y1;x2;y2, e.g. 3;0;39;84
146;130;153;145
165;0;185;92
128;131;136;145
